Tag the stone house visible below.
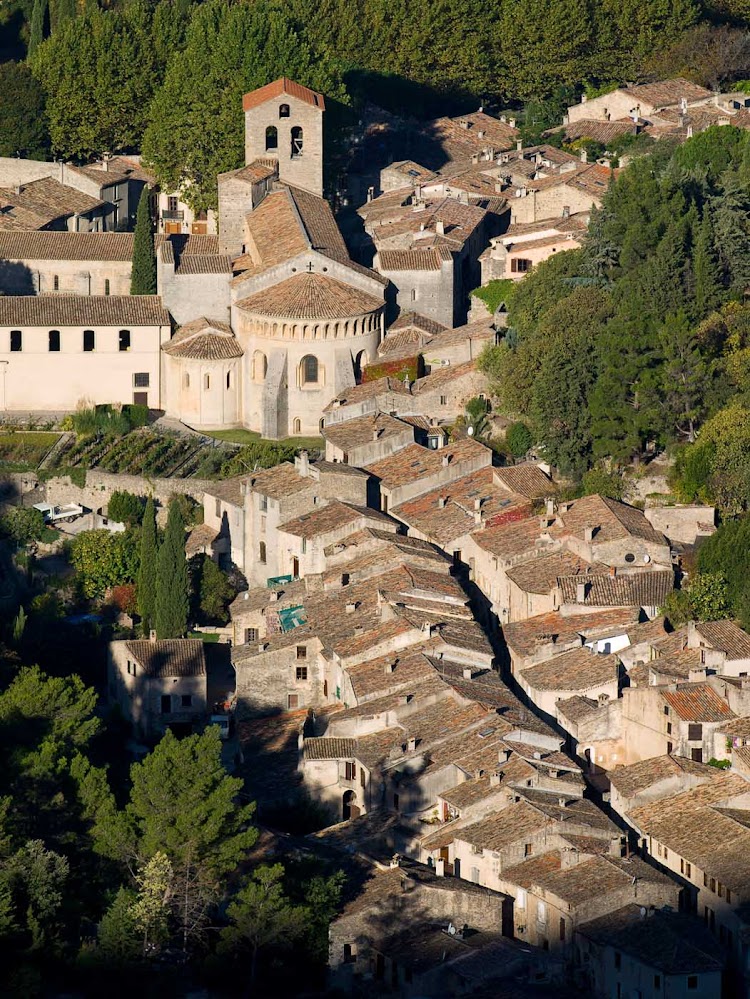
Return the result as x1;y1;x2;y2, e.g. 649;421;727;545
201;477;245;570
566;79;714;126
156;234;232;327
0;175;112;233
108;637;208;741
480;213;588;282
0;231;133;297
557;568;675;620
576;904;724;999
409;360;489;421
161;317;243;429
644;502;716;546
516;647;622;724
0;295;170;412
607;754;729;820
418;318;497;372
365;438;492;513
322;412;415;466
323;377;413;427
228;577;308;647
621;682;736;765
232;628;323;716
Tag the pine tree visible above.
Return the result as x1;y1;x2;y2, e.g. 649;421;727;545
130;187;156;294
28;0;47;56
154;498;189;639
692;210;723;317
137;496;158;636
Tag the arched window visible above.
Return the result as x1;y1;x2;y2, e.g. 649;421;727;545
291;126;303;158
301;354;318;385
293;418;301;434
265;125;278;151
253;350;267;382
279;103;290;118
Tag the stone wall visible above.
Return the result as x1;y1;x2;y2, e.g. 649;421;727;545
245;94;324;197
31;470;215;519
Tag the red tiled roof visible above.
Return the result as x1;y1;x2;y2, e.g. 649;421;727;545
242;77;325;112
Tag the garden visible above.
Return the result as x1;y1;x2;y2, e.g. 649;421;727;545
0;431;61;471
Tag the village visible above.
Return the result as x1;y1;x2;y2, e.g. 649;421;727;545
2;63;750;998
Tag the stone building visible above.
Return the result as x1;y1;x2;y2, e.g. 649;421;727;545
161;317;243;429
0;231;134;296
107;637;208;741
0;295;170;411
565;79;714;126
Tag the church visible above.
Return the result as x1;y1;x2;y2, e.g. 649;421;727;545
0;79;388;438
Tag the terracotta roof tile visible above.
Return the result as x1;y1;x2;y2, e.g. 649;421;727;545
278;500;395;540
412;359;482;393
377;247;451;271
520;647;620;692
662;683;734;723
694;620;750;661
365;439;491;490
506;551;603;596
609;754;724;799
622;78;713;109
0;231;134;261
242;77;325;113
322;412;412;452
558;570;674;607
0;177;103;227
235;271;383;320
123;638;206;677
558;494;667;546
0;295;170;327
503;608;643;660
163;317;243;359
303;737;356;760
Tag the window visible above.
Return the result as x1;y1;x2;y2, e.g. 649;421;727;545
341;573;350;587
440;395;447;405
296;666;308;681
667;742;673;754
471;867;480;883
664;705;670;715
296;646;307;660
253;351;267;381
688;723;703;740
291;125;303;157
259;494;268;512
10;330;21;352
727;888;732;903
293;418;301;433
287;693;299;709
687;977;698;990
710;877;716;892
411;289;417;302
134;372;149;388
654;976;661;989
691;748;703;763
184;373;190;388
666;722;672;735
83;329;95;352
517;888;526;910
614;951;621;970
393;793;399;810
160;695;171;714
360;767;366;787
47;329;60;351
259;541;267;564
168;196;179;212
537;901;547;924
718;882;724;898
624;552;635;563
53;274;59;291
524;843;532;857
345;762;356;781
119;329;131;352
204;374;210;390
510;258;531;273
279;103;290;118
104;278;110;296
181;694;192;708
301;354;319;385
244;628;258;643
559;917;566;942
226;371;231;390
343;943;355;964
265;125;278;151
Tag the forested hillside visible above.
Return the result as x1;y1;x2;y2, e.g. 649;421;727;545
3;0;750;205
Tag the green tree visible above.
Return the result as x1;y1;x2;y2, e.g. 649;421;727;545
95;887;141;966
154;498;189;639
692;211;723;317
658;311;711;442
505;422;533;459
28;0;47;56
108;490;146;527
218;864;307;984
0;840;68;954
0;62;49;159
581;466;624;500
130;187;156;295
70;529;140;599
0;506;46;547
137;496;158;635
129;852;172;954
197;556;234;624
142;0;348;212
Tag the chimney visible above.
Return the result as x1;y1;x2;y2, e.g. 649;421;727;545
372;429;380;441
462;667;473;679
579;149;588;163
269;590;279;602
546;498;554;517
390;854;400;868
258;642;268;652
490;772;501;786
581;93;588;103
562;205;570;218
421;621;432;635
474;498;482;511
436;220;445;236
516;139;523;152
576;581;586;604
298;450;309;477
509;118;516;128
438;496;446;509
243;591;249;600
149;629;157;643
407;737;417;752
385;661;396;674
435;858;445;876
609;565;617;577
345;602;356;614
598;693;609;706
584;525;596;542
442;454;450;467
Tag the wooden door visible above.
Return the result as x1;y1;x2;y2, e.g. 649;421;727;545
164;221;182;235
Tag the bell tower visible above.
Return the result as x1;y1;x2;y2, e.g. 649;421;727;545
242;78;325;197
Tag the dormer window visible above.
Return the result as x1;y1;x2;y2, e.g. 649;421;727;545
279;103;290;118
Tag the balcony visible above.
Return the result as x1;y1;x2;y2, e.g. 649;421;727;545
162;209;184;221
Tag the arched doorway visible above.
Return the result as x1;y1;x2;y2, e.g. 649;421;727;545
354;349;366;383
342;789;359;821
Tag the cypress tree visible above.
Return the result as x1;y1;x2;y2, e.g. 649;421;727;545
154;497;189;639
131;186;157;295
28;0;47;56
692;211;722;317
137;496;158;635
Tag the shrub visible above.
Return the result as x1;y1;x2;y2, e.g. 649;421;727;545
361;356;420;384
506;421;533;459
0;506;46;546
107;490;147;527
581;467;624;501
471;280;515;315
